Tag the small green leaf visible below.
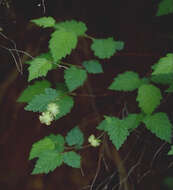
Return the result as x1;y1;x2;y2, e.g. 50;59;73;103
25;88;58;112
156;0;173;16
49;29;77;62
17;80;51;103
143;112;172;143
64;66;87;91
168;146;173;155
82;60;103;74
28;58;52;82
109;71;142;91
54;20;87;37
136;84;162;114
32;150;63;174
65;126;84;147
29;137;55;160
31;17;56;28
48;134;65;153
63;151;81;168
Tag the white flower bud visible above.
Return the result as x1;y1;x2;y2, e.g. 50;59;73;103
47;103;59;117
88;134;101;147
39;111;54;126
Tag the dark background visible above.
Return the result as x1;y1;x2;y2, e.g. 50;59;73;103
1;0;173;189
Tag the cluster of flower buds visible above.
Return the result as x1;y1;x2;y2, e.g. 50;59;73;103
39;103;59;126
88;134;101;147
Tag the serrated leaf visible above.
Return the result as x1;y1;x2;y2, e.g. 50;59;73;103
168;146;173;155
65;126;84;147
54;95;74;120
151;74;173;85
64;66;87;91
136;84;162;114
25;88;58;112
28;58;52;82
143;112;172;143
91;37;124;59
54;20;87;37
63;151;81;168
32;150;63;174
156;0;173;16
17;80;51;103
29;137;55;160
82;60;103;74
109;71;142;91
48;134;65;153
97;116;129;150
49;30;77;62
31;17;56;28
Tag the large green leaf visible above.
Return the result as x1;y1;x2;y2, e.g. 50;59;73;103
143;112;172;143
156;0;173;16
64;66;87;91
136;84;162;114
49;29;77;62
31;17;56;28
63;151;81;168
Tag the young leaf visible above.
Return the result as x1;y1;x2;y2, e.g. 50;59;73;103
63;151;81;168
91;37;124;59
32;150;63;174
168;146;173;155
29;137;55;160
31;17;56;28
65;126;84;147
64;66;87;91
143;112;172;143
156;0;173;16
82;60;103;74
109;71;142;91
49;30;77;62
54;20;87;37
136;84;162;114
28;58;52;82
17;80;51;103
54;95;74;120
48;134;65;153
25;88;58;112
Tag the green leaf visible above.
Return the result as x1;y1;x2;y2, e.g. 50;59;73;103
25;88;58;112
64;66;87;91
28;58;52;82
29;137;55;160
156;0;173;16
32;150;63;174
17;80;51;103
165;84;173;93
97;116;129;150
91;37;124;59
63;151;81;168
54;20;87;37
143;112;172;143
136;84;162;114
54;95;74;120
82;60;103;74
65;126;84;147
31;17;56;28
109;71;142;91
49;29;77;62
168;146;173;155
48;134;65;153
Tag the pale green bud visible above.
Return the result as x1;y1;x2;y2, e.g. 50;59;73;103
47;103;59;117
88;134;101;147
39;111;54;126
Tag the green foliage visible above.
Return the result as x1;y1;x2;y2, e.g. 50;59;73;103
28;58;53;82
64;66;87;91
156;0;173;16
82;60;103;74
136;84;162;114
29;137;55;160
49;29;77;62
63;151;81;168
54;20;87;37
25;88;58;112
165;84;173;93
168;146;173;155
32;150;63;174
91;37;124;59
109;71;142;91
65;126;84;148
143;112;172;143
17;80;51;103
48;134;65;153
31;17;56;28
